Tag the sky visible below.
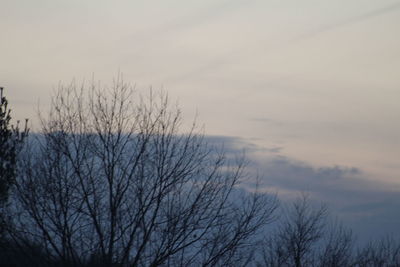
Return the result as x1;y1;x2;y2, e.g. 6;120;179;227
1;0;400;241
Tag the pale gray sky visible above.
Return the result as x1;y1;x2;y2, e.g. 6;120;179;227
1;1;400;198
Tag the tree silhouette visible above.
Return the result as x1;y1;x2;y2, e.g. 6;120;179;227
354;237;400;266
7;80;277;266
0;87;28;233
259;194;354;267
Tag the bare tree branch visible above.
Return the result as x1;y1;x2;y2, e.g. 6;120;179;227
7;79;277;266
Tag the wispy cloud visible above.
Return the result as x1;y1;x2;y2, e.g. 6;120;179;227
290;1;400;43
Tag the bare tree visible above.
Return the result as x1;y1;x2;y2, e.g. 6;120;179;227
355;237;400;267
259;194;356;267
260;194;327;267
318;220;354;267
6;79;277;266
278;194;326;267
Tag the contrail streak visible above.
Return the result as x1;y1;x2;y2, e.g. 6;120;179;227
290;1;400;43
163;2;400;84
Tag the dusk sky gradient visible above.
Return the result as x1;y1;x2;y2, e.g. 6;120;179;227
1;0;400;240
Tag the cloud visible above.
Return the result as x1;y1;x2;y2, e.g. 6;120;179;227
203;135;400;242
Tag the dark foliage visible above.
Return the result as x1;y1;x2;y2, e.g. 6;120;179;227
0;87;28;234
